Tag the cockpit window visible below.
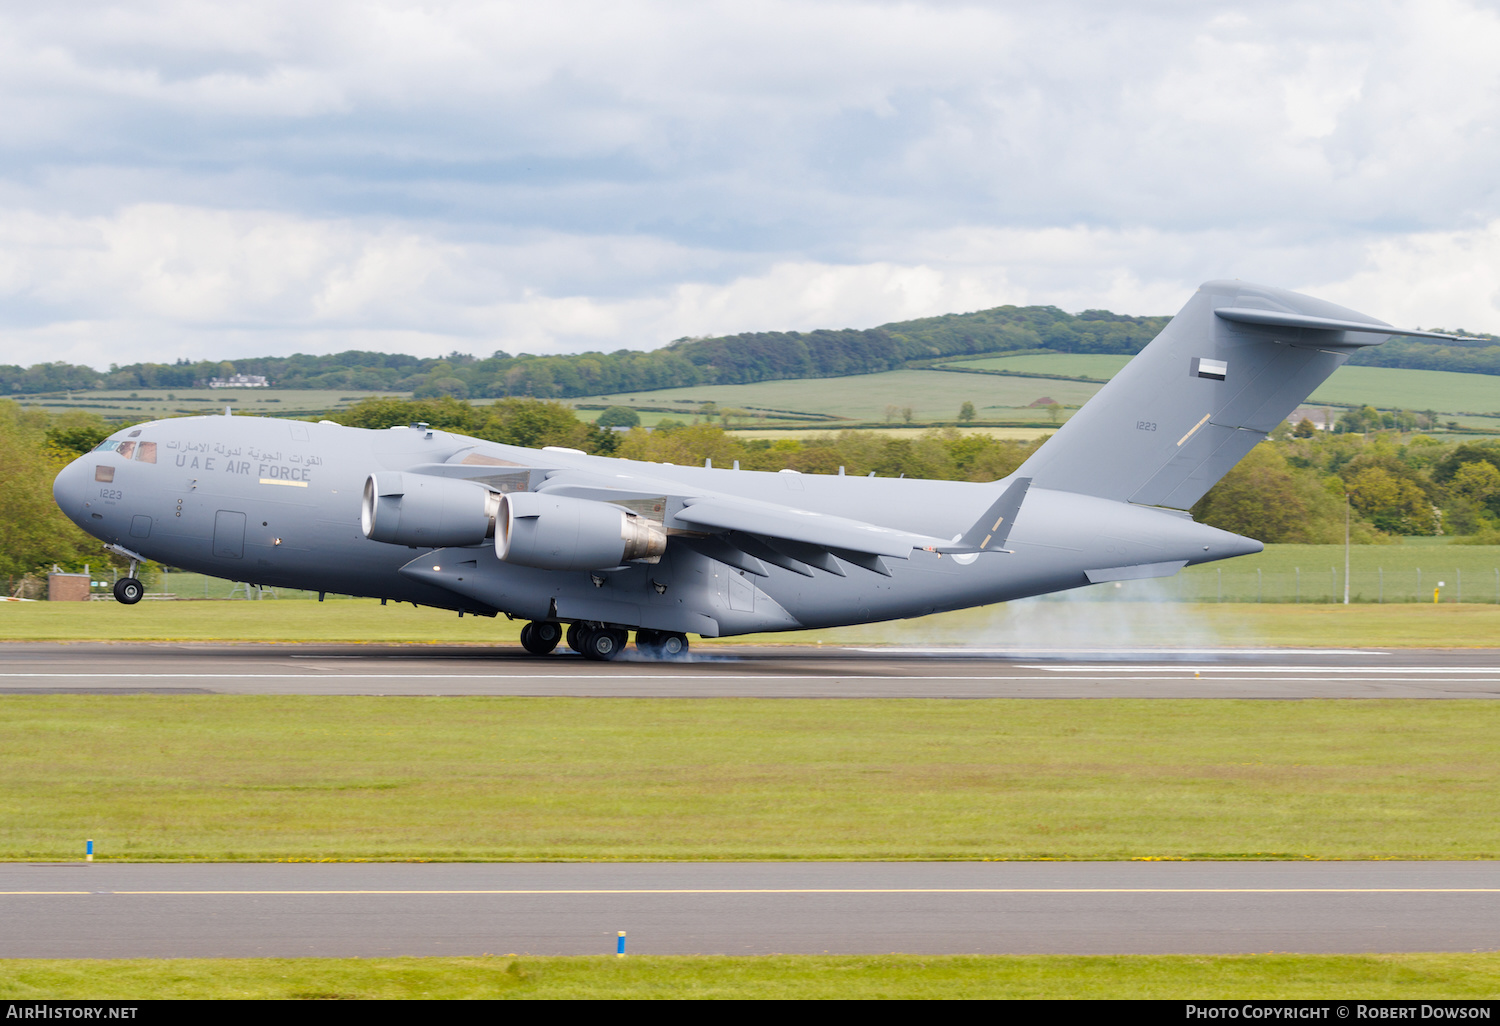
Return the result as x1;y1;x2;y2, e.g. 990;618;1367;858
95;466;114;483
117;441;136;460
136;441;157;463
128;430;142;438
92;440;121;453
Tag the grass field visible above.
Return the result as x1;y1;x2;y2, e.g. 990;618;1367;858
5;954;1499;999
6;597;1500;646
3;695;1498;861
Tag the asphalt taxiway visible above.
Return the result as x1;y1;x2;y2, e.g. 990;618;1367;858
4;861;1497;957
1;642;1499;697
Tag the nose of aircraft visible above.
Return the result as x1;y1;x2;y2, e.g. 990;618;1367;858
53;457;89;528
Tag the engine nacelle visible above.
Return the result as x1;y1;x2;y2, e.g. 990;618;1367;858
497;491;667;571
361;473;499;547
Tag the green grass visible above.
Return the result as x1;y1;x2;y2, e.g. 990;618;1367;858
3;696;1499;861
4;954;1499;999
8;592;1500;646
1172;544;1500;604
0;599;527;642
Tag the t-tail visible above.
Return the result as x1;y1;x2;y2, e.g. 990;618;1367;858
1014;279;1472;510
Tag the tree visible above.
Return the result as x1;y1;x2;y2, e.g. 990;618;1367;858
901;407;914;424
958;401;976;423
1293;418;1316;438
0;401;108;578
596;405;641;428
1347;466;1438;534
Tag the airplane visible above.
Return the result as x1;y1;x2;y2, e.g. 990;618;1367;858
50;280;1474;659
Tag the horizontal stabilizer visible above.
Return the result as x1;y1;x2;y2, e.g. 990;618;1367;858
1214;308;1480;343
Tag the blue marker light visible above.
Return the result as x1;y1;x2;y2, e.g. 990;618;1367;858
86;839;93;862
616;930;626;957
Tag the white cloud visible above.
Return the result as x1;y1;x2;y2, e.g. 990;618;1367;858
1;0;1499;367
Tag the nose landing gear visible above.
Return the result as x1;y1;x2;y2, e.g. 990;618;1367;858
103;543;147;606
112;577;144;604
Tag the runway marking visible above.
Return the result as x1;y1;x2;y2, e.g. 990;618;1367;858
6;888;1500;896
852;648;1386;657
1026;666;1500;674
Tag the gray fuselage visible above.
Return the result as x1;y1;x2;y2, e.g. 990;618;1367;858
53;414;1258;637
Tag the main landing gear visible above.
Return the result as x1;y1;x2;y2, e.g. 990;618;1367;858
519;621;562;655
520;621;689;661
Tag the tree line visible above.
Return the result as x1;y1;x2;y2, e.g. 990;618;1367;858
0;305;1172;399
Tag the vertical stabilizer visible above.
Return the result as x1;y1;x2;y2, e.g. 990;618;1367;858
1015;280;1401;509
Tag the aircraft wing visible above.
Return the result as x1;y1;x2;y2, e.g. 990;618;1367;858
673;496;949;560
392;458;1030;579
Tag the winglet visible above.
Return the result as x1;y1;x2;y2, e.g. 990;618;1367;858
938;477;1030;554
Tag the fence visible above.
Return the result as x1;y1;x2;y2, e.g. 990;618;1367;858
1068;566;1500;603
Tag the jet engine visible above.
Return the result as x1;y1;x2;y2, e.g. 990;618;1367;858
361;473;500;547
496;491;667;570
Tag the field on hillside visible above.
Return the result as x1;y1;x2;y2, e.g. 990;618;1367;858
14;388;404;422
727;425;1058;441
942;354;1132;378
572;369;1097;424
1308;364;1500;414
943;353;1500;423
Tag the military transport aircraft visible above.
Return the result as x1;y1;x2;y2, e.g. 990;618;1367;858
51;280;1470;659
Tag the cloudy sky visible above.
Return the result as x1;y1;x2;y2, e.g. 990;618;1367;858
2;0;1498;369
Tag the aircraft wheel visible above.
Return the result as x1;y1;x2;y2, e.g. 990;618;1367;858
113;577;144;605
635;629;661;656
581;627;627;661
657;632;689;659
566;623;585;653
520;621;561;655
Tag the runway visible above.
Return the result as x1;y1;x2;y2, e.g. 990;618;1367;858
4;861;1498;957
2;642;1499;697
